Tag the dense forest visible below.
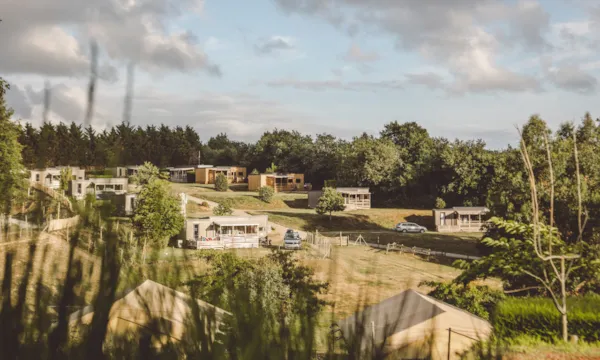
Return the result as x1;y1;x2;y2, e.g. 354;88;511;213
13;112;600;241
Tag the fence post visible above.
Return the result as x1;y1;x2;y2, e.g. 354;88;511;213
447;328;451;360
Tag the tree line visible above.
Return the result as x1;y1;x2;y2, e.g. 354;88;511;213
10;98;600;241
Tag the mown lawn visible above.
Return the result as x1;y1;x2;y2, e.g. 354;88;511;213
195;193;308;210
248;208;433;231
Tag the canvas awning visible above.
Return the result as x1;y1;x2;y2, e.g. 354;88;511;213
213;220;259;227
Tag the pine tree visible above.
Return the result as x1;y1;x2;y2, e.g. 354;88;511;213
0;78;26;215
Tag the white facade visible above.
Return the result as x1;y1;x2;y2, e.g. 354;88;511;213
30;167;86;190
182;215;269;249
70;177;129;200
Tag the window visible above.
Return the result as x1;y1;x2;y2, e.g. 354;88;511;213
193;224;199;239
288;178;293;183
77;183;82;194
238;172;243;176
440;212;445;226
115;185;123;191
36;174;40;182
295;178;301;183
130;197;135;210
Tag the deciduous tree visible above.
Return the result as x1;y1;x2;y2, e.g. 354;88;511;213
315;187;345;221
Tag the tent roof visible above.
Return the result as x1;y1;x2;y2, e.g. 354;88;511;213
67;279;230;325
336;289;490;351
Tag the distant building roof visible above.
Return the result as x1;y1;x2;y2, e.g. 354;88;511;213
336;187;370;194
196;164;214;168
435;207;490;215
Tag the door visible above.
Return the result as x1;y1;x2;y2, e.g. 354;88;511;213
440;212;445;226
193;224;199;239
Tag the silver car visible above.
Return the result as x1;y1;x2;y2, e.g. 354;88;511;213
395;222;427;233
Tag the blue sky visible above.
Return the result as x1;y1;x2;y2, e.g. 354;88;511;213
2;0;600;149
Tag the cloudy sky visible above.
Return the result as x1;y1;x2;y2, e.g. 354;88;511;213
2;0;600;148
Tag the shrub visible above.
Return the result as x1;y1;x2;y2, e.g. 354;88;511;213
213;199;233;216
251;168;260;175
493;295;600;342
434;197;446;209
420;281;504;320
214;173;228;192
201;201;210;208
258;186;275;203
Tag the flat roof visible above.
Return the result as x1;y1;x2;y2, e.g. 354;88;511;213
336;187;370;193
213;220;260;226
167;167;194;171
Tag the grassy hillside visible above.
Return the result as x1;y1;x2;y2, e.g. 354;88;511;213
248;208;433;231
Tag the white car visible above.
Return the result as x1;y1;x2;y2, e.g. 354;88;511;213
394;222;427;233
283;232;302;250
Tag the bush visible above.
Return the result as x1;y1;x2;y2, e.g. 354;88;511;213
214;173;228;192
493;295;600;342
201;201;210;208
258;186;275;203
420;281;504;319
213;199;233;216
434;197;446;209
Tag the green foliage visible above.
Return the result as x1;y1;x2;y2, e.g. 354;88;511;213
133;179;184;248
258;186;275;203
493;296;600;342
200;201;210;208
265;162;278;174
251;168;259;175
323;179;336;188
315;187;345;220
188;250;328;358
59;167;72;192
454;217;600;296
420;281;505;319
213;199;233;216
130;162;163;186
434;197;446;209
214;173;228;192
0;77;26;214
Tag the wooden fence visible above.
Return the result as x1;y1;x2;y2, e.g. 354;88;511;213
45;215;80;232
29;180;73;212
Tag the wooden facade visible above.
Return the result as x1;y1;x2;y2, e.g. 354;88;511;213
195;166;247;184
247;173;305;192
308;187;371;210
432;207;490;232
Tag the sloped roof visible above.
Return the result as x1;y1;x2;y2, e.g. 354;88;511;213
68;280;230;326
452;207;490;215
337;289;443;347
336;289;490;352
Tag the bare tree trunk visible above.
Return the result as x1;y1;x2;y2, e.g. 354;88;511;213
561;258;568;341
142;238;147;263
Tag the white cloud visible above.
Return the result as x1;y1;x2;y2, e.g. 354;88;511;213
254;36;296;55
0;0;220;78
343;44;379;63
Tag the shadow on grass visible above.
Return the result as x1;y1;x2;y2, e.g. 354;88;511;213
263;211;389;232
282;198;308;209
405;214;434;229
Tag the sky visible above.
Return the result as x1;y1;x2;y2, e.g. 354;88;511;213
1;0;600;149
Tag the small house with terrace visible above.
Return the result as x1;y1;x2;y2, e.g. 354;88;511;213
29;166;86;190
308;187;372;210
195;165;247;184
247;173;304;192
181;215;269;249
167;166;195;183
432;207;490;232
70;177;129;200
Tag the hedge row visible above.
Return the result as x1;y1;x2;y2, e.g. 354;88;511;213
493;295;600;342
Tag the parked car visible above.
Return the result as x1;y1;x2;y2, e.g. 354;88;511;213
394;222;427;233
283;231;302;250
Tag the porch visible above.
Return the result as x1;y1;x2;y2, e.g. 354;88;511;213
340;192;371;210
434;207;490;233
266;175;301;192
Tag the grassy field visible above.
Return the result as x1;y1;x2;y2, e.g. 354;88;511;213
248;208;433;231
196;192;308;210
